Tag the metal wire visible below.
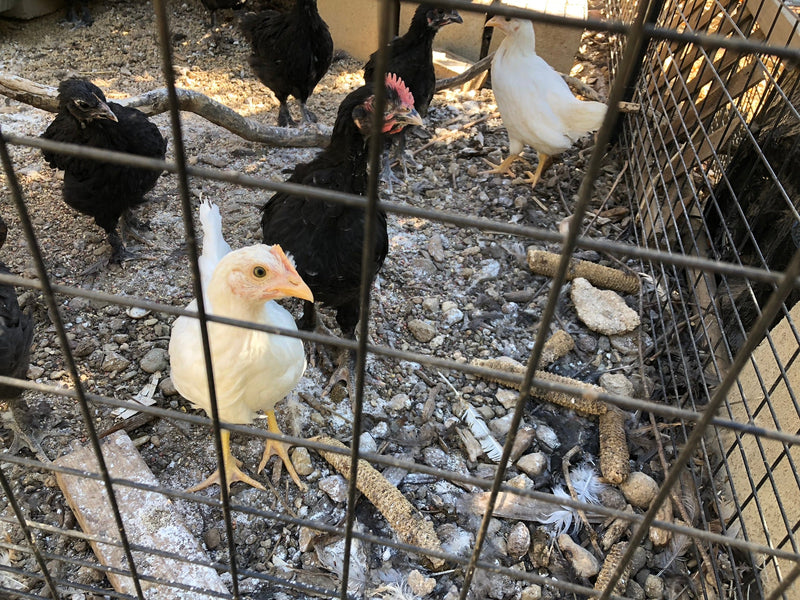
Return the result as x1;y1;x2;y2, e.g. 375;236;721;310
2;0;800;598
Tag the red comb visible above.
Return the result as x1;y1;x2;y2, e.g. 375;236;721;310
385;73;415;108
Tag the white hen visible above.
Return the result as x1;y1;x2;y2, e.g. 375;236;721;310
169;200;313;493
485;16;607;188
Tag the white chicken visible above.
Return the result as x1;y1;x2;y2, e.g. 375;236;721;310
485;15;607;188
169;200;314;493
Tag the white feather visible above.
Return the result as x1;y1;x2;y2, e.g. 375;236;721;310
542;485;578;536
570;464;605;505
460;400;504;463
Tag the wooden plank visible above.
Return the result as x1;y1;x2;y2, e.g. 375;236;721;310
55;431;229;600
746;0;800;50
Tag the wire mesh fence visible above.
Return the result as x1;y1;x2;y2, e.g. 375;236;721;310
1;0;800;599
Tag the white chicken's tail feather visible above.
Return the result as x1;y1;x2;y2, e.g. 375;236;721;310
567;100;607;139
198;199;232;291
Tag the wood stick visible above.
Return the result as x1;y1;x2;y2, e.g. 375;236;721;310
0;74;329;148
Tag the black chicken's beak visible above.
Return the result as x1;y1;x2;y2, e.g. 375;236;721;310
396;107;424;128
91;96;118;122
433;10;463;27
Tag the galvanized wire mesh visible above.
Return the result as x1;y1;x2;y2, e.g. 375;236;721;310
0;0;799;599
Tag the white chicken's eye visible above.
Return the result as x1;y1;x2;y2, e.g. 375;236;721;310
253;266;268;278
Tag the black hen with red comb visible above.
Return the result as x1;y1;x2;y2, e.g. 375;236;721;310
260;74;422;394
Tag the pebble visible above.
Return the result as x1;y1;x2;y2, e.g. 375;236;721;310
359;432;377;454
557;534;600;577
291;447;313;476
422;297;439;314
619;472;659;508
407;569;436;596
441;301;464;325
204;528;221;550
72;339;97;358
476;259;501;282
101;351;130;373
495;388;518;409
506;522;531;557
140;348;169;373
609;332;639;355
576;333;598;353
27;365;45;379
318;475;348;503
644;574;665;599
516;452;547;477
534;423;560;449
520;585;542;600
126;307;151;319
570;278;641;335
599;373;635;398
159;376;178;396
408;319;437;343
427;234;446;262
388;393;409;411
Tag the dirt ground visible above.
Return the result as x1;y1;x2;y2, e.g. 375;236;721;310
0;1;710;599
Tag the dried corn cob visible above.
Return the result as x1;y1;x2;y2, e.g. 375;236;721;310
311;436;445;568
599;406;630;485
594;542;631;595
527;249;640;295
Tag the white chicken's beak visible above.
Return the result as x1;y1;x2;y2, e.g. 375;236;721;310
485;15;505;31
269;245;314;302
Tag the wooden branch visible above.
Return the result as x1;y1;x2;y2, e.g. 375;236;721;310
0;74;330;147
435;54;493;92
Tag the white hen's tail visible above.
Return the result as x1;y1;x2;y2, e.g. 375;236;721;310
198;199;232;291
568;100;607;139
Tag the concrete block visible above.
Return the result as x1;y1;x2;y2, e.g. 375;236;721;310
319;0;586;76
0;0;64;19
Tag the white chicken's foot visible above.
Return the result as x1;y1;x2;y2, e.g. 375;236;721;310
482;153;522;176
258;411;307;491
517;152;553;190
187;429;266;494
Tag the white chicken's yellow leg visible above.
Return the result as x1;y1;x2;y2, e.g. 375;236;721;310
482;153;522;176
187;429;266;493
521;152;553;189
258;411;307;491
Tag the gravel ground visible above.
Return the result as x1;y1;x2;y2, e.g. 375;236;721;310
0;1;721;599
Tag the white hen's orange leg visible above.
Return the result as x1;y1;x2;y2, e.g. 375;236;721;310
258;411;307;491
187;429;266;494
482;153;522;176
520;152;553;189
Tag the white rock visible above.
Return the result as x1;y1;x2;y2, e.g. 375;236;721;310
570;278;640;335
534;423;560;449
495;389;519;409
318;475;348;503
619;471;659;509
291;447;313;476
126;307;151;319
506;522;531;557
359;432;377;454
408;319;437;343
476;259;501;282
516;452;547;477
599;373;634;398
521;585;542;600
557;534;601;577
644;574;665;599
407;569;436;596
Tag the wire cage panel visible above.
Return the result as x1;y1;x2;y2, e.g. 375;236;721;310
612;0;800;596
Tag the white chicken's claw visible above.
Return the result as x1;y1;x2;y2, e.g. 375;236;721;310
187;430;266;495
258;411;308;491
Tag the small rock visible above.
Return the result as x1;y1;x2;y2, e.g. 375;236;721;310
495;389;518;409
204;528;221;550
126;307;151;319
427;234;446;262
27;365;45;379
557;534;600;577
140;348;169;373
422;297;439;314
520;585;542;600
570;278;640;335
318;475;348;503
72;339;97;358
159;376;178;396
516;452;547;477
291;447;313;476
534;423;560;449
609;332;639;355
626;580;646;600
489;412;515;436
388;393;409;411
599;373;634;398
576;334;597;353
506;522;531;557
408;319;436;343
476;259;501;282
644;574;665;599
101;351;130;373
359;432;377;454
441;301;464;325
619;472;659;509
407;569;436;596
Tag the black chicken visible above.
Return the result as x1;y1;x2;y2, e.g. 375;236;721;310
261;74;422;393
363;4;462;189
200;0;245;28
240;0;333;127
65;0;93;27
41;78;167;271
0;215;33;401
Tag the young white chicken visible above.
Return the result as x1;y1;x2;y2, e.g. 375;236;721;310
485;15;607;188
169;200;313;493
